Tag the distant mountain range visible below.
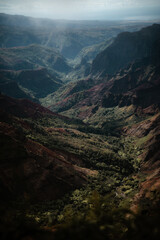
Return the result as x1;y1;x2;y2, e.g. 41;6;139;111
0;44;70;100
0;13;153;59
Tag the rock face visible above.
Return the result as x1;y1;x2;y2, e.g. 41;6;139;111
0;18;160;211
91;24;160;76
123;112;160;204
0;94;95;202
48;56;160;118
43;24;160;205
45;24;160;116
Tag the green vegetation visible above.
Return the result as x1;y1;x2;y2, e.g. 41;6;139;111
8;112;145;228
1;16;160;239
54;192;160;240
1;189;160;240
1;88;158;239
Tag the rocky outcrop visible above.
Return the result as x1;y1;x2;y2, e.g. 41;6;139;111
49;55;160;119
91;24;160;76
123;113;160;205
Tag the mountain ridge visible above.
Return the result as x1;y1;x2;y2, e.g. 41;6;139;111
0;93;98;202
91;24;160;77
0;16;160;238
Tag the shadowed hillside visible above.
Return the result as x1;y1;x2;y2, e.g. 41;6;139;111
0;94;99;202
0;44;71;99
0;14;160;240
91;24;160;76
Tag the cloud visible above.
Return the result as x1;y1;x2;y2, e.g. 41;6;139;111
0;0;160;19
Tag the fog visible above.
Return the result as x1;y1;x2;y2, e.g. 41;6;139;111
0;0;160;20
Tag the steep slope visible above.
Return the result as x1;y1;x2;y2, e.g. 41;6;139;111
0;13;153;59
122;112;160;207
0;68;62;99
65;39;114;81
0;44;71;73
1;17;160;238
46;56;160;121
42;24;160;208
44;24;160;117
91;24;160;76
73;38;114;65
0;44;71;99
0;93;137;204
41;78;101;108
0;71;35;100
0;94;99;202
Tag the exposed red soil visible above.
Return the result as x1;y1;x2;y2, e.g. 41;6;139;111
0;94;96;202
124;112;160;205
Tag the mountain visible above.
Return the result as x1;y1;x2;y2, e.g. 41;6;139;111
73;38;114;65
0;44;71;99
46;24;160;117
64;39;114;81
0;71;35;100
1;15;160;239
91;24;160;76
0;44;71;73
0;68;62;99
0;93;99;202
1;93;137;205
0;13;153;59
41;24;160;206
122;112;160;208
45;56;160;119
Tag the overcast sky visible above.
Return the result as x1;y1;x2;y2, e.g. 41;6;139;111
0;0;160;20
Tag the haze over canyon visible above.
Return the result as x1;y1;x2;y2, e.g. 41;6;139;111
0;2;160;239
